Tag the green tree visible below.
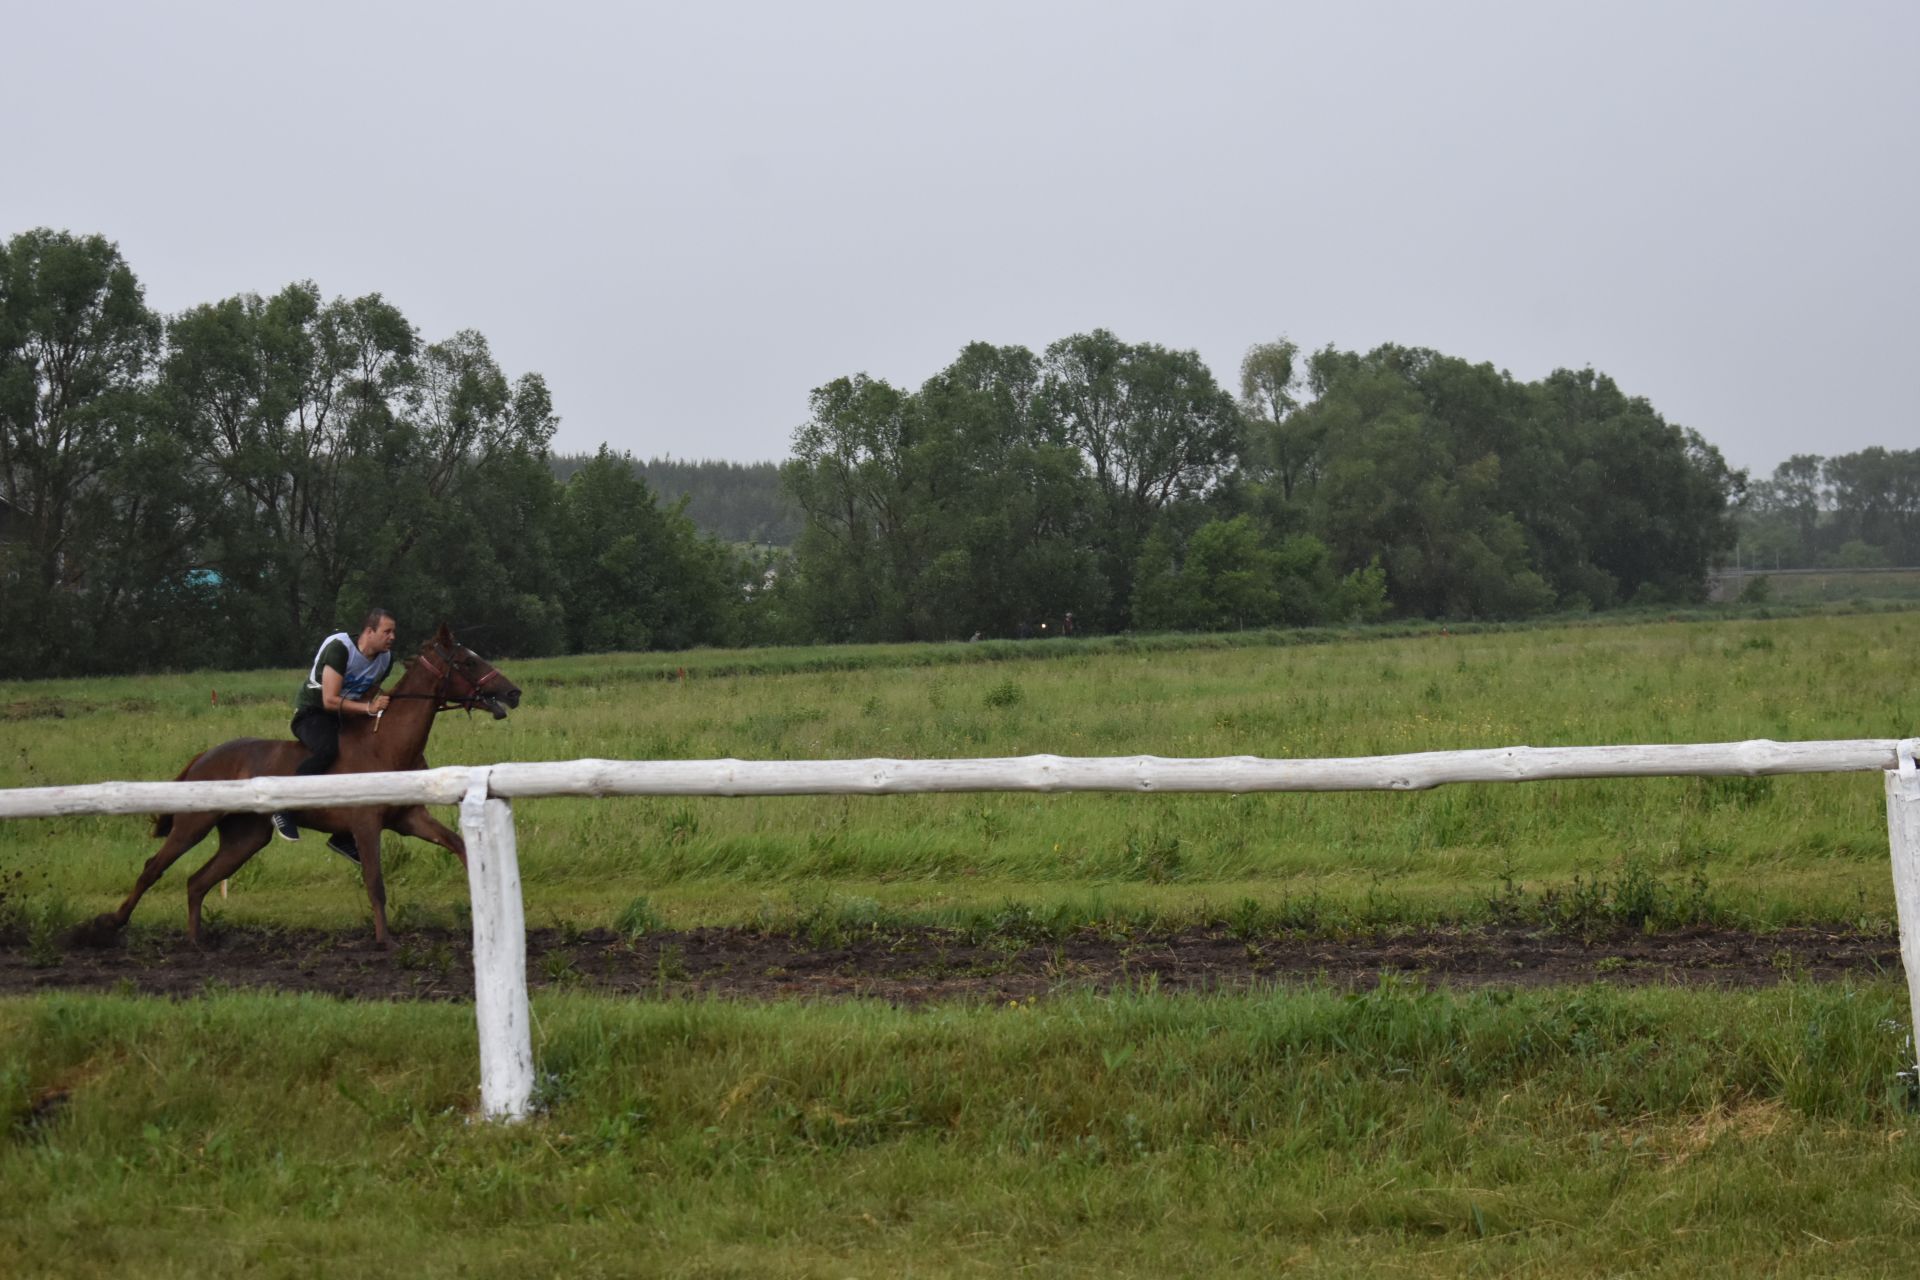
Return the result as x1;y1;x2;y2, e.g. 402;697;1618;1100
1294;348;1737;617
554;447;741;652
781;348;1107;642
365;329;563;651
0;230;171;673
781;373;917;641
1538;368;1742;602
159;283;418;655
1041;330;1242;629
1770;454;1826;551
906;343;1103;637
0;229;161;593
1239;337;1324;504
1823;448;1920;564
1131;515;1380;632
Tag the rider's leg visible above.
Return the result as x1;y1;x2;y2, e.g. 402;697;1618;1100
292;710;342;775
273;711;342;840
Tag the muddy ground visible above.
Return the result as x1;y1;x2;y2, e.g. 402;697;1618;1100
0;922;1901;1003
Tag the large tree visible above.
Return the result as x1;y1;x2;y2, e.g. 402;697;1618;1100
780;345;1108;642
1040;330;1242;628
781;373;918;641
0;229;161;594
1292;348;1740;617
1238;337;1325;505
554;447;742;652
160;283;418;655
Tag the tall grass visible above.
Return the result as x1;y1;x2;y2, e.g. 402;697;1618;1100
2;611;1916;932
5;983;1920;1276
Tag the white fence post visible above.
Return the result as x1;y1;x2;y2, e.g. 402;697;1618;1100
461;768;535;1121
1886;740;1920;1076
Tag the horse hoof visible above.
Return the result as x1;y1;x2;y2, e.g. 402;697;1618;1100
61;914;124;949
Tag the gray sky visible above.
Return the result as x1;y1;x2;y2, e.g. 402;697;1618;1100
7;0;1914;477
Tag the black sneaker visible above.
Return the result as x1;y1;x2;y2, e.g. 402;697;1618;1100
326;833;361;864
271;812;301;842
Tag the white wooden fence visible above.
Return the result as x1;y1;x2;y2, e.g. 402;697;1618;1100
5;737;1919;1122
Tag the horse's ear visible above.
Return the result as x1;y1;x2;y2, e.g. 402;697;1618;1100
434;621;453;645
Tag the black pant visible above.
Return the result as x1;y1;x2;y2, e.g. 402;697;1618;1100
292;709;342;777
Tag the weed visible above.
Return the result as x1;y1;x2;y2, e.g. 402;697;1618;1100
541;951;580;987
1533;859;1722;936
655;943;689;982
1226;896;1269;940
615;895;666;941
396;939;456;977
1690;774;1775;810
664;807;700;844
982;679;1024;709
5;874;78;968
1122;829;1184;884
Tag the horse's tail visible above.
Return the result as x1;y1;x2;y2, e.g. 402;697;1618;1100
151;751;211;837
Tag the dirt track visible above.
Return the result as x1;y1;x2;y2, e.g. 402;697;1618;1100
0;922;1901;1003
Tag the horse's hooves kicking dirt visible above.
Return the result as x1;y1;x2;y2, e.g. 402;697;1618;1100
61;915;125;950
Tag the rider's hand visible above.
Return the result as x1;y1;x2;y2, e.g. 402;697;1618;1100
370;694;391;714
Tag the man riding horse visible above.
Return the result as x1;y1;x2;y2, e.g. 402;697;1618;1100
272;607;400;861
82;621;522;949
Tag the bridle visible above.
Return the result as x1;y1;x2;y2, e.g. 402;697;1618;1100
389;640;509;715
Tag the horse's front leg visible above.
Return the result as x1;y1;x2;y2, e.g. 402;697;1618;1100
389;805;466;869
354;812;392;948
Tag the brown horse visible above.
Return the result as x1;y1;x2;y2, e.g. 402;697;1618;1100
83;623;522;949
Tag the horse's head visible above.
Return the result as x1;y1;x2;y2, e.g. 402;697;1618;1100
416;623;522;720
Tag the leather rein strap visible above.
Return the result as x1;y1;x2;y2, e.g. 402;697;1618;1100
385;642;505;714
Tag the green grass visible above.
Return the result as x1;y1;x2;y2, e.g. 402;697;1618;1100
3;609;1917;935
7;982;1920;1276
7;612;1920;1275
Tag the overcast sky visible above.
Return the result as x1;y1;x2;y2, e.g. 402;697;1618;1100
6;0;1913;476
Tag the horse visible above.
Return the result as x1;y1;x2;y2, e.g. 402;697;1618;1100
80;623;522;950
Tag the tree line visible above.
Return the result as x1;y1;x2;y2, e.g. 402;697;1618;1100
1;226;1852;678
1737;452;1920;569
772;334;1745;641
0;230;745;676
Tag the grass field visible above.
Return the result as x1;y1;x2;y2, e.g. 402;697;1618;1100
6;609;1920;1276
8;983;1920;1276
2;608;1915;935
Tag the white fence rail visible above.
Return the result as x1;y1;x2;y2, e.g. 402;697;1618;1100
5;740;1914;819
4;737;1919;1122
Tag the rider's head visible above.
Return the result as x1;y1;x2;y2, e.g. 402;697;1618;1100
359;608;398;656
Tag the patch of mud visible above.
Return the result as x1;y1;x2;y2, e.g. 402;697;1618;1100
1;698;67;722
0;923;1900;1004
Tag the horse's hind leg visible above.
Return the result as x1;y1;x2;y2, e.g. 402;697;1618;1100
390;805;467;868
73;813;222;946
185;816;273;948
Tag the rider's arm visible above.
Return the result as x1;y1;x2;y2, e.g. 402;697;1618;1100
320;665;349;713
320;666;386;716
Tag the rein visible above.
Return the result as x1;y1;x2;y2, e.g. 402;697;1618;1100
384;642;506;716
